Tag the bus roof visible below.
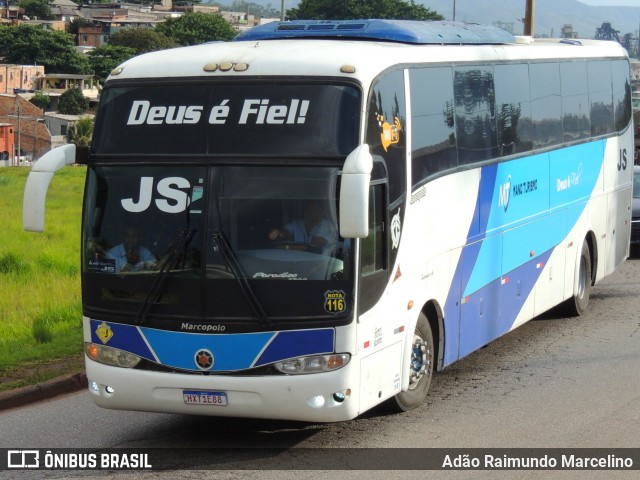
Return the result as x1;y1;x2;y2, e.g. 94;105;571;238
106;24;627;84
234;20;516;45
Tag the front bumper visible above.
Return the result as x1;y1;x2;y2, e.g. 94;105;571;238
85;356;360;423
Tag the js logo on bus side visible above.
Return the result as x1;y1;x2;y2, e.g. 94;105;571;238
618;148;628;171
324;290;347;314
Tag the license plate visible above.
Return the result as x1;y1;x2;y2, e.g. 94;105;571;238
183;390;228;406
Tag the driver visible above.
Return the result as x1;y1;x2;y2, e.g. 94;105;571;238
268;200;337;255
105;222;157;273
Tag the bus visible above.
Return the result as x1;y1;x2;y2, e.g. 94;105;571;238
23;20;633;422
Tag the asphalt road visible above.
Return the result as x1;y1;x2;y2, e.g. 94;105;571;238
1;252;639;479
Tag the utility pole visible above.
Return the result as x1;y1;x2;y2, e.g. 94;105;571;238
524;0;535;36
280;0;284;21
16;106;21;167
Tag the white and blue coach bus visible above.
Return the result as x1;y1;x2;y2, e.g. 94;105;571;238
24;20;633;422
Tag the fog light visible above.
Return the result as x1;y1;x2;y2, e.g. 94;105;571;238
105;385;115;395
308;395;325;408
332;392;345;403
89;380;99;393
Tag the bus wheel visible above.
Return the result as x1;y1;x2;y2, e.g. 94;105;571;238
388;313;434;412
564;241;592;316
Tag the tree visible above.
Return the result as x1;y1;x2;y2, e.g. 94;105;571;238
58;88;89;115
155;12;238;46
66;116;94;147
29;91;51;112
0;24;92;74
287;0;443;21
107;27;178;55
88;45;137;83
18;0;54;20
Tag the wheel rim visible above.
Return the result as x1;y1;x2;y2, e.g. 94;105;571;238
408;333;431;390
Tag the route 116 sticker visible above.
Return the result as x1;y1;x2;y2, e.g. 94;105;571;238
324;290;347;314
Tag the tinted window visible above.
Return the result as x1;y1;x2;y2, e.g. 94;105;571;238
366;70;407;207
494;63;533;155
410;67;457;184
530;62;562;148
361;184;386;276
454;66;498;163
612;59;632;132
588;60;614;136
561;61;590;142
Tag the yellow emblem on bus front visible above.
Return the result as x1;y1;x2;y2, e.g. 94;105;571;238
95;322;113;344
378;114;402;152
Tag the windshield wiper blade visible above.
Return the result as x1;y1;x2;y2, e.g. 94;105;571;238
212;231;272;329
135;227;195;325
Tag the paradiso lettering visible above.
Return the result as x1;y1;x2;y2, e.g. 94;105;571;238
126;99;310;126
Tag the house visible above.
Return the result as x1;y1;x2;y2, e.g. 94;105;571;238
0;123;15;166
78;25;104;48
44;112;94;137
37;74;100;111
0;95;51;162
0;5;21;20
50;0;81;22
0;65;45;94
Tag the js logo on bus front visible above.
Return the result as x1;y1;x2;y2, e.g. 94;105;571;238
324;290;346;314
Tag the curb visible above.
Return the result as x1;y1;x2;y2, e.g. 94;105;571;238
0;372;87;412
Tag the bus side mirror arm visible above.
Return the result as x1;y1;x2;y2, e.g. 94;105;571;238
339;144;373;238
23;143;79;232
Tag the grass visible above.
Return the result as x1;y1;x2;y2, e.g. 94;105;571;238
0;166;86;391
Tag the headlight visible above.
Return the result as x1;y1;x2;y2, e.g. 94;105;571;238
85;342;141;368
275;353;350;374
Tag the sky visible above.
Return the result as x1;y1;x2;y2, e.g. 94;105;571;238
578;0;640;6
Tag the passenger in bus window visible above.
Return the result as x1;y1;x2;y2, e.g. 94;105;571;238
268;200;337;255
105;222;157;273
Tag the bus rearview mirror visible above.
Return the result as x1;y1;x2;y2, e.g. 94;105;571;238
339;144;373;238
23;143;78;232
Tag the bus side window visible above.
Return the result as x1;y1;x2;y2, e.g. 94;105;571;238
453;65;498;163
588;60;614;136
612;59;632;133
495;63;533;154
361;184;386;275
410;66;457;185
359;183;387;312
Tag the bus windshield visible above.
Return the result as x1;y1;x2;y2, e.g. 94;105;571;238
82;165;353;326
81;80;360;328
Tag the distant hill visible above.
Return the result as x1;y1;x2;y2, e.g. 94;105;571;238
420;0;640;38
244;0;639;39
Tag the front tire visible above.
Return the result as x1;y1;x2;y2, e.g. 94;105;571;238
564;241;592;316
388;313;434;412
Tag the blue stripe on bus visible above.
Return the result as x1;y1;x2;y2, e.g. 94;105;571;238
90;319;156;361
441;141;605;366
141;328;275;371
90;320;335;372
254;329;335;366
465;142;603;297
459;249;553;358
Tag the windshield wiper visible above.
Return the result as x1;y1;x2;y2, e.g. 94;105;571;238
135;227;195;325
212;231;272;329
